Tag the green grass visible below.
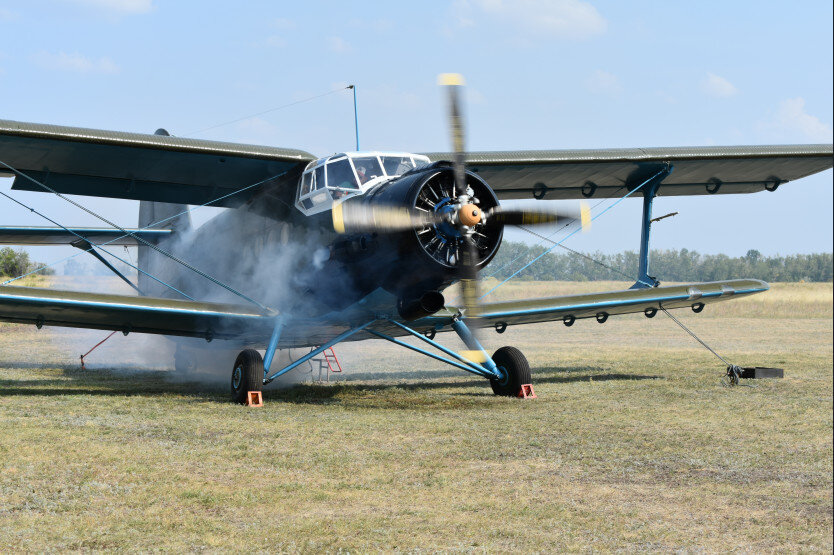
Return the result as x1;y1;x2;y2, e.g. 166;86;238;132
0;282;831;551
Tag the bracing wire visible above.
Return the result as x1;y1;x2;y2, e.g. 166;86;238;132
2;169;291;286
0;159;274;309
483;192;620;280
480;168;670;300
185;86;354;137
0;188;195;300
516;224;636;282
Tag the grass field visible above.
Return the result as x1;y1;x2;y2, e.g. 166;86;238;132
0;281;831;551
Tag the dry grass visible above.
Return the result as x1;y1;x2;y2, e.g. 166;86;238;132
0;281;831;551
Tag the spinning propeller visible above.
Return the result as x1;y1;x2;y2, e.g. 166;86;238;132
333;73;590;362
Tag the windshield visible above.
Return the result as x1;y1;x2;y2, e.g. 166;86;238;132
381;156;416;176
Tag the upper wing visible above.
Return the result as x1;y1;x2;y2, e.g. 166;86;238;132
0;119;316;207
422;145;833;199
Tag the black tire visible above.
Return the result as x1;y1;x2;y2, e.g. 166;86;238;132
231;349;264;404
490;346;532;397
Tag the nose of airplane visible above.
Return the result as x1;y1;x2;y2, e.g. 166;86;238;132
458;203;482;226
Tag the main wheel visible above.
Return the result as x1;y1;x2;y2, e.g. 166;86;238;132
489;346;532;396
231;349;264;404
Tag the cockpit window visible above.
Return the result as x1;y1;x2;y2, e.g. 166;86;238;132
300;171;313;196
313;166;326;190
326;158;359;190
352;156;383;185
381;156;415;176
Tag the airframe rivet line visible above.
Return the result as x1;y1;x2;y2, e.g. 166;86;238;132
1;170;290;287
0;187;196;300
0;159;269;310
481;165;673;300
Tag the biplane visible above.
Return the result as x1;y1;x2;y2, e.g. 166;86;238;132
1;75;831;402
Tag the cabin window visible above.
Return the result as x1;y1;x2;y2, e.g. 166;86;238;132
314;166;326;190
326;158;359;190
351;156;383;185
300;171;313;196
381;156;415;177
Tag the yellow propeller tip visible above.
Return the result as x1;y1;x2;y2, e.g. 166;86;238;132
332;202;346;234
459;350;487;363
438;73;465;86
580;201;591;232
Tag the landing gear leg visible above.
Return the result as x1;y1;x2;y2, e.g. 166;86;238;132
489;346;531;396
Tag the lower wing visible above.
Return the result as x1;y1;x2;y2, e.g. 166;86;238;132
0;279;767;347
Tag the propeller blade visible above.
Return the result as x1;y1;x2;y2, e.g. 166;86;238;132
332;202;439;234
486;202;592;231
439;73;468;199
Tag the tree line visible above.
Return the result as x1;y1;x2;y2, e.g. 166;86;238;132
2;244;832;283
487;242;833;282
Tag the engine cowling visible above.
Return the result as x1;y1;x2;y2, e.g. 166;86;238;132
331;162;503;311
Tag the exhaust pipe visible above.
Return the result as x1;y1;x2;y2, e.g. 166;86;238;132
397;291;445;321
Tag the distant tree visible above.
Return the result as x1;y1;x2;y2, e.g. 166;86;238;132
0;247;30;278
488;242;833;282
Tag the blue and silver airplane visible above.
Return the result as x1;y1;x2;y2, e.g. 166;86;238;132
1;77;831;402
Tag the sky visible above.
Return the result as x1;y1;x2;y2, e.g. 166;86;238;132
0;0;832;273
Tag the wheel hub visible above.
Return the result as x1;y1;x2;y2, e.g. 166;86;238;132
232;365;243;390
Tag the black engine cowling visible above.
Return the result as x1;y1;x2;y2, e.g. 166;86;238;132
350;162;503;299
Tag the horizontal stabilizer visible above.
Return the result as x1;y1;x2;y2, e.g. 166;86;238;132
0;226;172;246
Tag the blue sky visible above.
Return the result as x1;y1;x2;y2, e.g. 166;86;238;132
1;0;832;269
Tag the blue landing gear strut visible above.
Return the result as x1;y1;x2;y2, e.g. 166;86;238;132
261;319;378;385
369;318;504;381
631;165;674;290
241;314;533;401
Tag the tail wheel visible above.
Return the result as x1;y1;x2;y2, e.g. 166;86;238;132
490;346;531;397
231;349;264;404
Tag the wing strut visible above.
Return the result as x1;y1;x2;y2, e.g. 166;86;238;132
632;164;674;289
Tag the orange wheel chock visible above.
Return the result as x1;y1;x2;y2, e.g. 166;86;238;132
517;384;537;399
245;391;264;407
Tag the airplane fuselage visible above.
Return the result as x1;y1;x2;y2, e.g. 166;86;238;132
153;162;503;320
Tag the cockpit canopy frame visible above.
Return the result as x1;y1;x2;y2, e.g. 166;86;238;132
295;151;430;216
